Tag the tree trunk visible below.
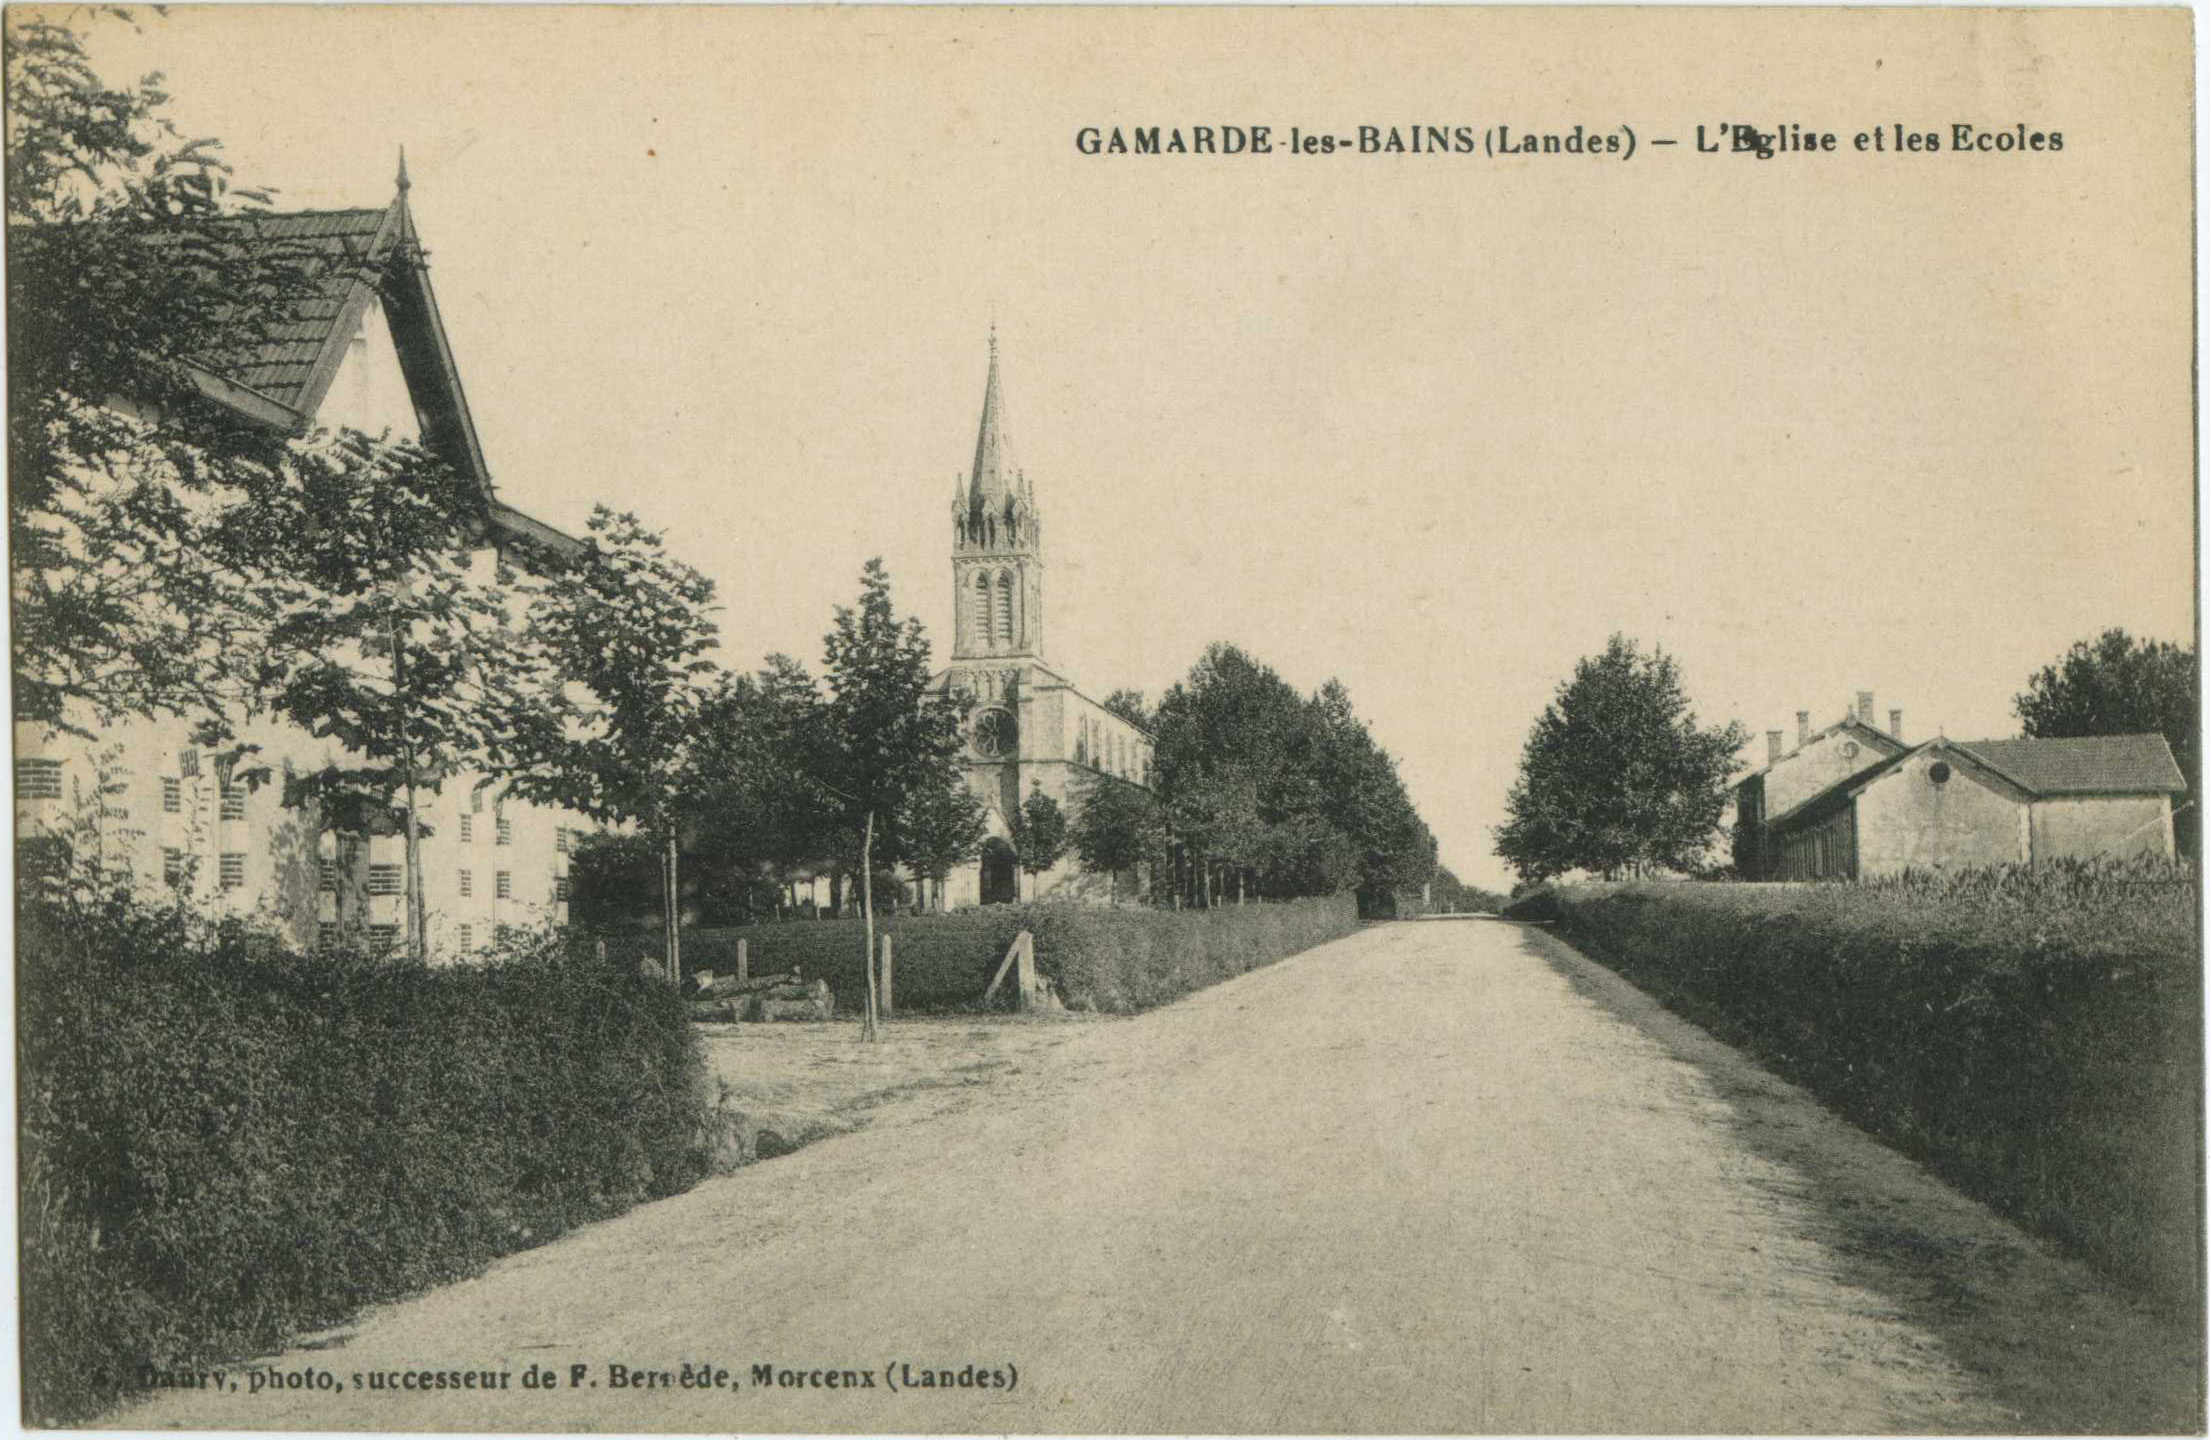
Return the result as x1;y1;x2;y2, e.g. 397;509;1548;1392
859;812;880;1042
664;829;682;983
386;608;426;965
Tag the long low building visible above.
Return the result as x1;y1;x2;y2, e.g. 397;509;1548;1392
1735;707;2185;880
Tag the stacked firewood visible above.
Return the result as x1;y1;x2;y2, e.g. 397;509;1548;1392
685;968;834;1023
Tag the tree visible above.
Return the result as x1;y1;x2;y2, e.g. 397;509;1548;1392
508;507;720;978
7;12;328;742
1010;788;1070;897
899;780;988;912
1102;688;1153;730
250;433;551;962
1070;774;1165;904
1494;634;1748;884
818;559;968;1039
2015;627;2200;857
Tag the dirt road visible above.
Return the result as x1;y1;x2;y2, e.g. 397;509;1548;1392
118;920;2198;1432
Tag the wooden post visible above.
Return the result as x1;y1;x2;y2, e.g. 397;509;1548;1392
1014;931;1039;1009
984;929;1031;1006
881;933;895;1015
736;937;748;984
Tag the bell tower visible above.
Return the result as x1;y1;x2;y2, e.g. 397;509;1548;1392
950;330;1042;662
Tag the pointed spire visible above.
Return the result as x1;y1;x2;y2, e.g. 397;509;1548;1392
396;145;411;194
968;328;1013;506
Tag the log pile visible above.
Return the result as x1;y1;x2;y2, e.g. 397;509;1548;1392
685;968;834;1023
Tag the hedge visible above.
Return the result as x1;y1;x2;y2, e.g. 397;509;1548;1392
18;896;714;1426
583;893;1363;1014
1507;862;2200;1302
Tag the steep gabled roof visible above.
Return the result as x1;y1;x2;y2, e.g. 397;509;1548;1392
179;169;579;563
1953;735;2187;795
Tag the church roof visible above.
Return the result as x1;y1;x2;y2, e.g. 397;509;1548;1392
968;331;1016;507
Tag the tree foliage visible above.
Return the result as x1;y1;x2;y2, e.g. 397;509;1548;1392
1494;634;1747;884
7;12;331;740
1070;774;1167;896
1011;789;1070;881
250;433;550;959
1148;644;1435;906
2015;627;2199;857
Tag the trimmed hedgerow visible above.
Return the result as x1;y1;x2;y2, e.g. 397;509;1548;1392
18;896;713;1426
586;894;1363;1015
1023;895;1362;1012
1508;861;2199;1302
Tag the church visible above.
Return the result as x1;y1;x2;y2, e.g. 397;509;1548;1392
930;337;1154;908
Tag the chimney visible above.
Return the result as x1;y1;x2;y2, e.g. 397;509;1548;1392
1889;707;1904;741
1856;690;1875;726
1766;730;1784;763
1796;711;1810;746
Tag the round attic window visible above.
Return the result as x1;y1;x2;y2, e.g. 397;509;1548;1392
1841;741;1861;759
1928;761;1952;785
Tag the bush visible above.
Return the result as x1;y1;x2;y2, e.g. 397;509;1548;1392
18;895;713;1425
1513;860;2200;1302
585;894;1364;1015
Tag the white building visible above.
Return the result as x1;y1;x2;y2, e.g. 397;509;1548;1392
14;164;590;957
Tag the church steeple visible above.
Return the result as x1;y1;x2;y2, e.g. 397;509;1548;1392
950;330;1041;662
969;327;1012;506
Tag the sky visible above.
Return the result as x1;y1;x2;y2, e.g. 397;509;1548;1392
66;7;2195;890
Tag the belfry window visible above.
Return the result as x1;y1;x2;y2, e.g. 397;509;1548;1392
996;572;1014;648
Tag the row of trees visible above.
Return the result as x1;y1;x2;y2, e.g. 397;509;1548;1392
1059;645;1438;913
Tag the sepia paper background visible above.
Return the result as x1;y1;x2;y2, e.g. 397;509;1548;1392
64;4;2196;891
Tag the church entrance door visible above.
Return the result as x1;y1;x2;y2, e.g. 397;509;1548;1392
980;837;1018;905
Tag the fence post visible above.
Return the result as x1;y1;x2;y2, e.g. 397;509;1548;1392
1015;931;1039;1010
881;933;895;1015
736;937;748;984
984;929;1031;1006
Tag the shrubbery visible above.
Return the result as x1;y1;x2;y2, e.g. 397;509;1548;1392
587;894;1363;1015
1507;860;2199;1301
18;896;714;1425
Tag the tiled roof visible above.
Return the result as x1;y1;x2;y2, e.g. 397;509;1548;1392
190;208;398;410
1955;735;2188;795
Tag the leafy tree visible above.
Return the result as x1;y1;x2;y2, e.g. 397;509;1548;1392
1070;774;1165;904
818;559;968;1037
249;433;550;962
899;779;988;912
1102;688;1154;731
7;12;328;741
1010;788;1070;896
2015;627;2200;857
1494;634;1747;884
507;507;720;978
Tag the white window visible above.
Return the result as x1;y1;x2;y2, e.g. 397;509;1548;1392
218;853;246;890
555;826;570;855
554;875;571;902
317;922;339;950
367;923;399;949
496;817;513;847
319;858;338;892
162;777;181;814
16;758;62;801
220;782;247;822
367;863;402;897
163;848;186;886
457;924;473;952
496;870;512;900
459;814;474;843
459;869;474;898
